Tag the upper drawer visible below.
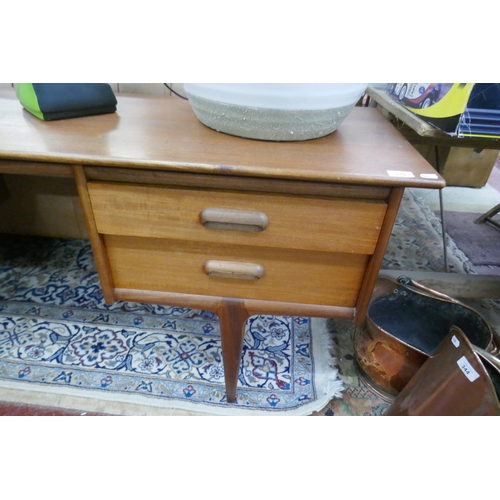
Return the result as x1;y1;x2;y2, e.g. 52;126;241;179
88;182;387;254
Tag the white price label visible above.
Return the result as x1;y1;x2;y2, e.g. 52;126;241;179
457;356;480;382
420;173;439;179
387;170;415;178
451;335;460;347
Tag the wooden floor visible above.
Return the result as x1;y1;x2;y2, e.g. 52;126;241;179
0;402;109;416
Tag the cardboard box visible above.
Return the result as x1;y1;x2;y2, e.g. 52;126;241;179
409;143;499;188
387;83;500;138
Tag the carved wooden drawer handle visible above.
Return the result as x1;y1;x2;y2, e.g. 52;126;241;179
200;208;269;232
204;260;265;280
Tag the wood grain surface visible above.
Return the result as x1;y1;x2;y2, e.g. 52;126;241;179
0;90;445;188
103;235;368;307
88;182;387;254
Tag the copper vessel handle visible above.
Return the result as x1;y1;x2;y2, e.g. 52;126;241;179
396;276;464;305
488;328;500;357
475;345;500;367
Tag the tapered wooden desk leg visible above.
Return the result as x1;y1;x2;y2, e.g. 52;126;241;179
216;298;250;403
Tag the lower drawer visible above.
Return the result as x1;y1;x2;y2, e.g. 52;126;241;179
104;235;369;307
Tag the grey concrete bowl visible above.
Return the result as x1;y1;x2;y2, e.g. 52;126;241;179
184;84;366;142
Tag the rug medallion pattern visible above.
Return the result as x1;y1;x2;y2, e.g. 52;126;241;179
0;235;338;413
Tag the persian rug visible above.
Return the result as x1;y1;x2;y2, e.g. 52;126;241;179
0;235;342;416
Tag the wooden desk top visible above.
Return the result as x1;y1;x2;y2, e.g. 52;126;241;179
0;89;444;188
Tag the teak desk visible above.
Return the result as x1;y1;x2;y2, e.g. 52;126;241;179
0;92;445;402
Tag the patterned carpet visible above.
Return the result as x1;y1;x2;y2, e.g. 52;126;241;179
0;239;342;416
0;189;470;415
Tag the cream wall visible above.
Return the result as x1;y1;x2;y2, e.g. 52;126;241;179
0;83;185;97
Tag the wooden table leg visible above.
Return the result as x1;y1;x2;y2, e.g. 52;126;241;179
475;202;500;228
215;298;250;403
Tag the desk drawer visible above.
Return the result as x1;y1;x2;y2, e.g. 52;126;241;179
88;182;387;254
104;235;369;307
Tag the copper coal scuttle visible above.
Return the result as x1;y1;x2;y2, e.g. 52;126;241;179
354;276;500;415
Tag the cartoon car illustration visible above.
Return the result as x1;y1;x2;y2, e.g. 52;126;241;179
388;83;442;109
